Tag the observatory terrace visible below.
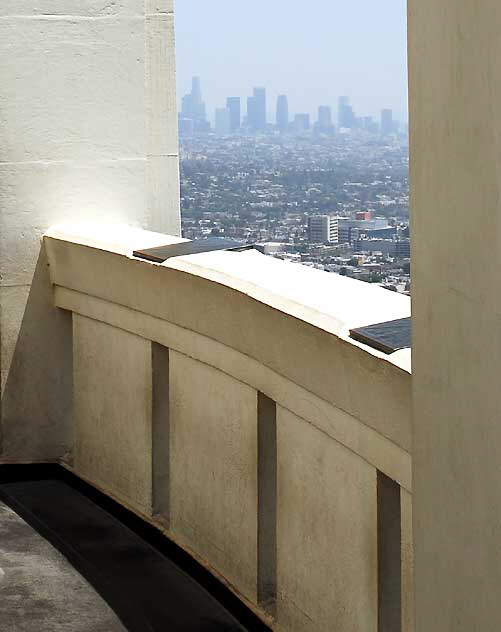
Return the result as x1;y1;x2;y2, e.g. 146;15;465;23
3;0;501;630
3;223;413;631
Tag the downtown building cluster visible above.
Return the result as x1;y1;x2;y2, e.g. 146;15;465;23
179;76;403;137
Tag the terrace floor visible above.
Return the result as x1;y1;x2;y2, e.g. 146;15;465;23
0;499;125;632
0;471;262;632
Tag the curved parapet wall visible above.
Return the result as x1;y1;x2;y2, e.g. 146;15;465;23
44;224;413;631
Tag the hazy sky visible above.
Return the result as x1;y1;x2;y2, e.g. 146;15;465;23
175;0;408;124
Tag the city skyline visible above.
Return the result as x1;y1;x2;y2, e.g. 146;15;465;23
180;78;402;136
175;0;408;124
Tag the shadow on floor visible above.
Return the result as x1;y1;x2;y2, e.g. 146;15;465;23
0;465;270;632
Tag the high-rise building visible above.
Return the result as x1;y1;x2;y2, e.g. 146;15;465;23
215;108;231;135
363;116;379;134
178;116;194;138
276;95;289;132
252;87;266;131
308;215;339;244
192;77;207;121
293;113;310;132
344;106;355;128
247;96;257;131
315;105;334;135
191;76;201;98
318;106;332;127
381;109;394;135
338;96;355;129
180;76;208;133
181;93;193;119
338;96;349;109
226;97;241;132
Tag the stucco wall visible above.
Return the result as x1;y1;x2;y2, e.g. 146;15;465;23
170;351;260;603
42;225;413;630
409;2;501;629
73;315;154;514
0;1;180;461
277;406;378;631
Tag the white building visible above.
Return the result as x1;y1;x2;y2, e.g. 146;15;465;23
308;215;339;243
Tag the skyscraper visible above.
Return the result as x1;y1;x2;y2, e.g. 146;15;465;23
363;116;379;133
314;106;335;136
178;116;194;138
318;106;333;127
191;76;201;100
247;96;257;131
276;95;289;132
338;96;348;127
226;97;241;132
252;87;267;131
381;109;394;135
181;93;193;119
180;76;208;133
215;108;231;135
338;96;355;129
293;113;310;132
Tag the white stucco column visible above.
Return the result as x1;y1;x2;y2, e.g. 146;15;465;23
0;1;180;461
409;2;501;629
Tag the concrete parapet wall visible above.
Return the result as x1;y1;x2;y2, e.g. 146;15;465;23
39;225;413;630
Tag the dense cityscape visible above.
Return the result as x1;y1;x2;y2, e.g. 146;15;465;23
179;77;410;294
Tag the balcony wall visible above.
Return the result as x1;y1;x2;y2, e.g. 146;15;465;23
44;224;413;631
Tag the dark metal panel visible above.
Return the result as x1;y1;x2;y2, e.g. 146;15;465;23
133;238;254;263
350;317;411;355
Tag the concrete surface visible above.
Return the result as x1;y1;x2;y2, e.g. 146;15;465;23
41;225;413;629
45;225;412;454
409;2;501;630
73;315;153;515
276;406;377;632
0;0;180;464
54;283;411;491
401;489;414;632
0;501;125;631
170;351;259;604
0;476;251;632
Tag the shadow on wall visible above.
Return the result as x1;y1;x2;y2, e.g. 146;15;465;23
1;244;72;463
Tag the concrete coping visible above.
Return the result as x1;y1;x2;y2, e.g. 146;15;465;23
45;223;411;374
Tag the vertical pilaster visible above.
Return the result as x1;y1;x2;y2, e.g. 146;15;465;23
146;0;181;235
409;2;501;629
